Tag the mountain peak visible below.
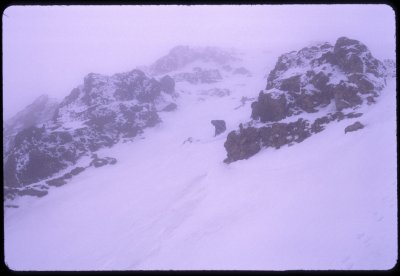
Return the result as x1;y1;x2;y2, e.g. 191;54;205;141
149;45;239;76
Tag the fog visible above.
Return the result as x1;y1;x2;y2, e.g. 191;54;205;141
2;5;395;120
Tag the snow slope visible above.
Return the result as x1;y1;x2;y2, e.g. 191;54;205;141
4;56;396;270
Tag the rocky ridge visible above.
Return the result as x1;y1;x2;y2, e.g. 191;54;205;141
224;37;395;163
4;69;177;200
149;46;251;84
3;95;58;154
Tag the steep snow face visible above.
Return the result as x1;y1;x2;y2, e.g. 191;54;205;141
4;50;396;271
3;69;177;199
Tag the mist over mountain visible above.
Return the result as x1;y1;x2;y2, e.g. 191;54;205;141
4;33;396;270
3;5;397;271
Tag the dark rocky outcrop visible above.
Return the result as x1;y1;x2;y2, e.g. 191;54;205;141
46;166;88;187
333;37;367;74
17;188;48;198
310;116;331;134
224;126;261;163
224;119;312;163
224;37;393;163
252;37;389;125
90;156;117;168
162;103;178;112
345;121;364;134
211;120;227;136
159;75;175;94
46;178;67;187
251;92;289;122
346;112;363;119
70;167;86;175
4;68;176;200
5;204;19;208
4;187;19;201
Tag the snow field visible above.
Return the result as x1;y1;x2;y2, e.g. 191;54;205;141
4;56;396;270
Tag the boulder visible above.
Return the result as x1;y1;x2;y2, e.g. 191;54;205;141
4;187;19;200
224;127;261;163
162;103;178;112
330;111;345;121
91;158;109;168
159;75;175;94
62;172;73;179
46;177;67;187
90;156;117;168
346;112;363;119
106;157;117;165
5;204;19;208
211;120;227;136
70;167;85;175
17;188;48;198
311;116;331;133
345;121;364;134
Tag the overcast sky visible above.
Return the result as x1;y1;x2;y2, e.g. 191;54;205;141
2;5;395;120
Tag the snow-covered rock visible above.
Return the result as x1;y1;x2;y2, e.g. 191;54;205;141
3;94;58;153
4;69;177;200
148;46;252;85
149;46;239;76
224;37;395;163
